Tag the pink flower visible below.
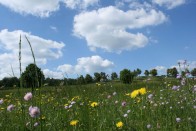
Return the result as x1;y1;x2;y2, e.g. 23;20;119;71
7;104;14;112
24;92;33;101
121;101;127;106
29;106;40;118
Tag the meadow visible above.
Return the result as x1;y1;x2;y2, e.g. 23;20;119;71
0;77;195;131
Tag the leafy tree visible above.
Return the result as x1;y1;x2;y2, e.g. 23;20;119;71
77;75;85;84
111;72;118;80
94;72;101;82
144;70;149;76
21;64;44;89
120;69;134;84
150;69;157;76
1;77;19;88
85;74;93;84
167;67;178;77
191;68;196;77
100;72;108;82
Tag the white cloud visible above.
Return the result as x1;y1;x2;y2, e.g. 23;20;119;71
63;0;99;9
50;26;58;32
43;69;63;79
73;6;167;53
0;0;61;17
0;29;65;79
57;55;114;74
152;0;186;9
42;55;114;79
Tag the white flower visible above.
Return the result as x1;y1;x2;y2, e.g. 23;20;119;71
176;118;181;122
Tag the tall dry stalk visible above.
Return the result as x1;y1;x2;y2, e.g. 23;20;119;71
25;36;39;91
19;35;22;88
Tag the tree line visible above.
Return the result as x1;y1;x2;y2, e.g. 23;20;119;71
0;64;196;89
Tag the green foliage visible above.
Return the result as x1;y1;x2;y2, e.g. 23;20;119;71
21;63;44;88
0;77;19;88
150;69;158;76
133;68;142;77
120;69;134;84
94;72;101;82
111;72;118;80
167;67;178;77
85;74;93;84
144;70;149;76
77;75;85;84
191;68;196;77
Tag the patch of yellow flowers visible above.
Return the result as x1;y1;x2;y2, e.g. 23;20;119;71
126;87;147;98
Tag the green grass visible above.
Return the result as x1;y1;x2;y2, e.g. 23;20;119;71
0;78;195;130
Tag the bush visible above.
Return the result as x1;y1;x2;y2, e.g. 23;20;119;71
120;69;134;84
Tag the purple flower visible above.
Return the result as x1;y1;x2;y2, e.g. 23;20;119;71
172;85;180;90
148;94;153;99
7;104;14;112
176;74;181;79
29;106;40;118
121;101;126;106
24;92;33;101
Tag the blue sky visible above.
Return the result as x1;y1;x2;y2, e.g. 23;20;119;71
0;0;196;79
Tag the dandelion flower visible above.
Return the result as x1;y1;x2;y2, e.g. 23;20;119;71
139;88;146;95
70;120;79;126
29;106;40;118
91;102;98;107
7;104;14;112
24;92;33;101
116;121;123;128
131;90;139;98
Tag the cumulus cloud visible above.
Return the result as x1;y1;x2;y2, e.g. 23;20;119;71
0;0;61;17
58;55;114;73
152;0;186;9
0;29;65;79
63;0;99;9
73;6;167;53
43;55;114;78
0;0;99;17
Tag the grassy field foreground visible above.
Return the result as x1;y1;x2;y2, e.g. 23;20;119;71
0;77;195;130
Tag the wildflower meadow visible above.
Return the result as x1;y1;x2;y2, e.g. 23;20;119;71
0;76;195;130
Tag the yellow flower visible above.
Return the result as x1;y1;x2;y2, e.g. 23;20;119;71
91;102;98;107
116;121;123;128
139;88;146;95
131;90;139;98
70;120;79;126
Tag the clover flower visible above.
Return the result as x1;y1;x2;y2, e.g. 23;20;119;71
29;106;40;118
24;92;33;101
7;104;14;112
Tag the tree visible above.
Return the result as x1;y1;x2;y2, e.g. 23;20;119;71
167;67;178;77
120;69;134;84
94;72;101;82
191;68;196;77
150;69;157;76
144;70;149;76
85;74;93;84
77;75;85;84
1;77;19;88
111;72;118;80
21;64;44;89
133;68;142;77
